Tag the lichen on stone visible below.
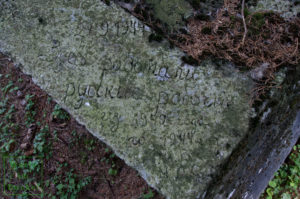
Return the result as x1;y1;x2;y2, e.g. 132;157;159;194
0;0;254;198
249;0;300;19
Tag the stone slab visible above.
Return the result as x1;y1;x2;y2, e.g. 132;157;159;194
0;0;253;198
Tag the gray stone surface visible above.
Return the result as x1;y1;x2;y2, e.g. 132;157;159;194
250;0;300;19
0;0;253;198
144;0;193;29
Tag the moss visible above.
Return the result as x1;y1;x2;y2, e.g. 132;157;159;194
148;33;163;42
247;0;259;7
263;11;275;17
230;15;236;21
187;0;202;9
244;7;251;18
252;12;264;20
247;12;266;35
103;0;110;6
201;26;212;34
253;13;265;27
195;13;210;21
144;0;193;30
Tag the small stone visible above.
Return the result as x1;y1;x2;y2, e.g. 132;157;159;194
20;143;29;150
24;149;34;156
17;90;22;97
20;99;26;106
250;63;269;81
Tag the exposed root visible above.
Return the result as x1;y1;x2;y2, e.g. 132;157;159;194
241;0;247;45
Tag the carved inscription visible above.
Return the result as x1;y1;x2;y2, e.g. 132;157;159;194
80;20;148;37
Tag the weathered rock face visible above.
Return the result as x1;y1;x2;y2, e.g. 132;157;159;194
144;0;193;29
249;0;300;19
115;0;224;33
115;0;194;32
0;0;253;198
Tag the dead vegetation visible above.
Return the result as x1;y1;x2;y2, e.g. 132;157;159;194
175;0;300;100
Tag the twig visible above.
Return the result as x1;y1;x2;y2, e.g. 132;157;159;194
104;175;115;197
291;38;298;57
34;181;44;193
241;0;247;45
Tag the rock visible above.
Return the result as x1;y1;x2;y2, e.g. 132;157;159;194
17;90;22;97
250;62;269;81
24;149;34;156
143;0;193;29
20;99;26;106
20;143;29;150
249;0;300;19
0;0;253;198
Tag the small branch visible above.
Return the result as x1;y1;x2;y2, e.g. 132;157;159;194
291;38;298;57
241;0;247;45
34;181;44;193
104;175;115;197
